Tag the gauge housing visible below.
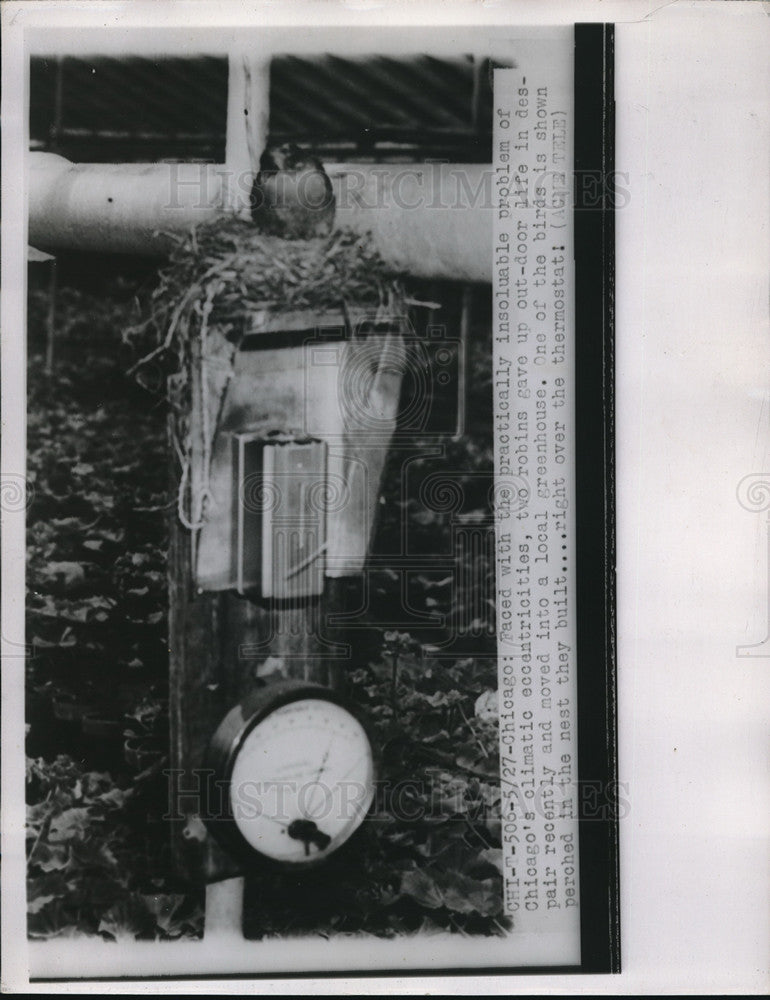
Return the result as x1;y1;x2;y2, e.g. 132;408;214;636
202;679;377;869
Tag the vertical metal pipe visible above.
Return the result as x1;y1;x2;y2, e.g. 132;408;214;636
224;54;270;215
204;877;245;938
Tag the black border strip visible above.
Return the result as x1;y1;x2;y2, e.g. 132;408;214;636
574;23;620;974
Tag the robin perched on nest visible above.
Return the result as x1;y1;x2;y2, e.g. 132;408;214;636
250;143;335;239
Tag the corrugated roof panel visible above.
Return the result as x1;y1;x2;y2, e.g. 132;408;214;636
30;54;499;163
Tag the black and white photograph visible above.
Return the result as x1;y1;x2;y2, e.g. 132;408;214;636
2;1;768;994
14;20;613;975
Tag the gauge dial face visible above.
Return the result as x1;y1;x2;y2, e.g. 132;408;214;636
228;698;375;864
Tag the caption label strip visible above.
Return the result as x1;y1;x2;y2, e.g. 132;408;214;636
493;63;580;952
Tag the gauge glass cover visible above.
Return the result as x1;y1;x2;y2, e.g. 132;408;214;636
228;697;375;863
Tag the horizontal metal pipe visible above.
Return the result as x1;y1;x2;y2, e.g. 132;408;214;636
28;153;224;256
28;153;493;282
328;162;492;283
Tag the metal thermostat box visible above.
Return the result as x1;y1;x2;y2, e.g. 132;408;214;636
233;435;327;598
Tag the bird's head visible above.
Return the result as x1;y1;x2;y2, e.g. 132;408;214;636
270;142;305;170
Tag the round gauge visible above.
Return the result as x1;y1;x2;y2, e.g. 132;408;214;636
203;680;376;868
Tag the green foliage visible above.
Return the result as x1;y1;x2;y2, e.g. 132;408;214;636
26;335;169;723
346;640;506;936
26;754;203;940
26;280;186;941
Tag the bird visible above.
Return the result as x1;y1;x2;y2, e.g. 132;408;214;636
250;143;335;239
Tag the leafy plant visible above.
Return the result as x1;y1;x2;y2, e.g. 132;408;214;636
26;753;203;940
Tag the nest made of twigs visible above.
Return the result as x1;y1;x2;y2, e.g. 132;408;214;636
124;218;410;521
126;217;405;382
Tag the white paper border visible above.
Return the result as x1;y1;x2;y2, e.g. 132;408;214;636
3;0;769;994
